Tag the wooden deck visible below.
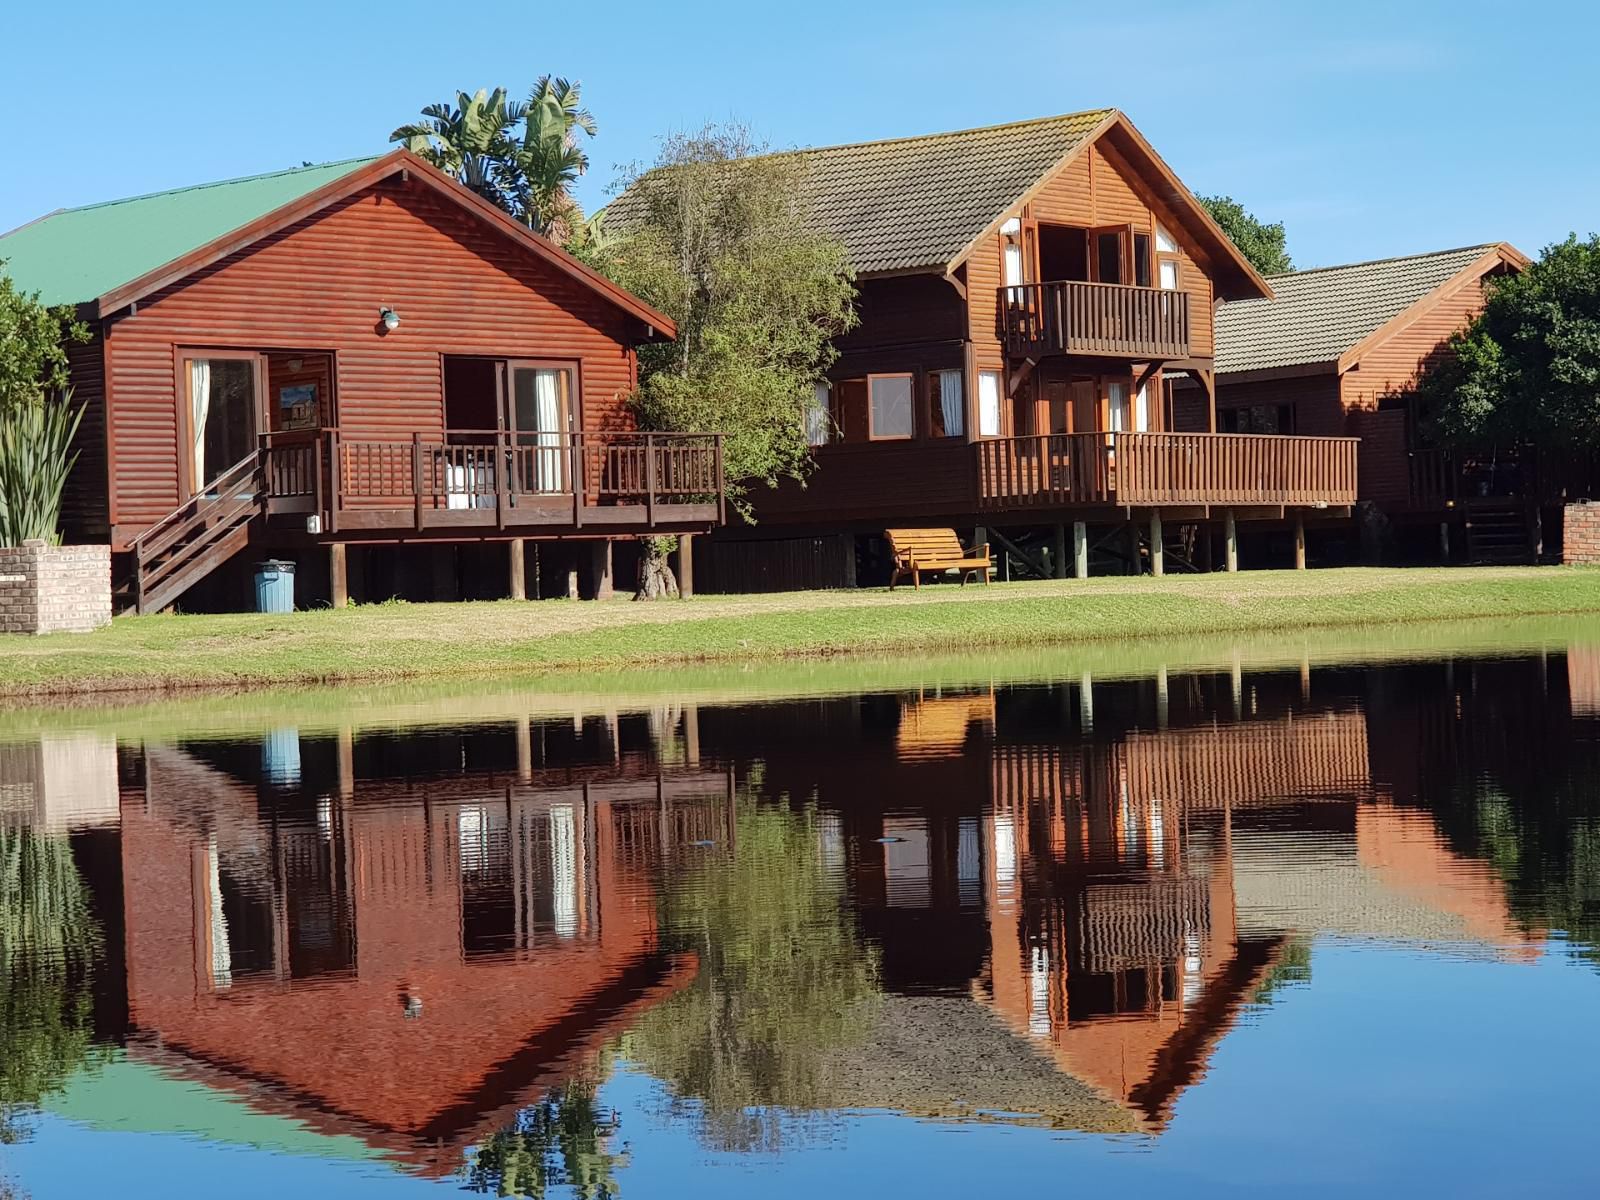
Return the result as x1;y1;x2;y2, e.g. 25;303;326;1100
757;432;1357;524
263;428;724;533
1000;281;1191;360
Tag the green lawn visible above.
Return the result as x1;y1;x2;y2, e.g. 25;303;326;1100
3;566;1599;699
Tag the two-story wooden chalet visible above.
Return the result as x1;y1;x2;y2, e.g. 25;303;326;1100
1203;243;1552;563
0;151;724;612
638;110;1359;590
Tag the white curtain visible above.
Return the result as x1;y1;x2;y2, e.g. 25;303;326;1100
978;371;1001;437
534;369;564;492
938;370;964;438
549;804;578;939
806;383;830;446
1108;382;1129;432
1135;383;1150;432
189;359;211;491
206;837;232;990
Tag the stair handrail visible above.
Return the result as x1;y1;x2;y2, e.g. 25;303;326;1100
128;451;264;570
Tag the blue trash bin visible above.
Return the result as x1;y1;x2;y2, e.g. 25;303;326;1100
254;560;296;613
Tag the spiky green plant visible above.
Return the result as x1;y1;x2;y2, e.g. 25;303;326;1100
0;393;83;546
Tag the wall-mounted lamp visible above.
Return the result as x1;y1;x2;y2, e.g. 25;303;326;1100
379;305;401;333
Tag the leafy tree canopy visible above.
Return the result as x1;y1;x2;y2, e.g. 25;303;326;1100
591;124;858;520
0;265;89;411
391;79;598;242
1416;235;1600;452
1197;195;1292;276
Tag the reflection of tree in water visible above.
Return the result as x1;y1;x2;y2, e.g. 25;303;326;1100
626;790;881;1151
0;828;103;1149
1251;936;1312;1005
465;1079;626;1199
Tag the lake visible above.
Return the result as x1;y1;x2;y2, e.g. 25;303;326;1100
4;619;1600;1198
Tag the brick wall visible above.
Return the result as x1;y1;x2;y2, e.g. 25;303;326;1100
1564;503;1600;565
0;541;111;635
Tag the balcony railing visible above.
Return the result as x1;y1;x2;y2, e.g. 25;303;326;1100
977;432;1357;509
999;280;1191;360
261;428;724;533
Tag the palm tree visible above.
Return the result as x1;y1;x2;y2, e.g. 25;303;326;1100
502;76;598;238
390;88;522;212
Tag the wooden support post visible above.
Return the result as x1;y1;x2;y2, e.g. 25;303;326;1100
1073;521;1089;579
1150;511;1165;577
329;542;348;609
1052;523;1068;580
337;724;354;798
1293;515;1307;570
566;564;579;600
1156;665;1169;729
1079;670;1094;733
515;715;532;783
840;532;858;588
1224;510;1239;573
589;539;615;600
677;533;695;598
508;538;526;600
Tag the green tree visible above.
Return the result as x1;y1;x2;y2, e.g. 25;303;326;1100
500;77;598;241
391;88;522;211
0;266;89;546
595;124;858;595
1416;235;1600;452
465;1079;626;1199
624;793;879;1151
1198;195;1292;276
0;828;105;1145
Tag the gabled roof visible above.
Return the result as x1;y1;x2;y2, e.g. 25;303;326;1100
605;109;1271;298
0;151;676;336
1215;243;1528;377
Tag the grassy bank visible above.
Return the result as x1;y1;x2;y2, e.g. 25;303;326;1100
1;566;1598;699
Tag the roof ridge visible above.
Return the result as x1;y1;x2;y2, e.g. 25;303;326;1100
771;108;1115;159
1269;243;1500;281
52;155;379;216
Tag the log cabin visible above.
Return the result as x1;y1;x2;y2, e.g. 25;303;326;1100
1200;242;1550;563
0;151;724;612
609;109;1360;590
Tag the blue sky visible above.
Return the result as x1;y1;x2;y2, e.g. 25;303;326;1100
5;0;1596;268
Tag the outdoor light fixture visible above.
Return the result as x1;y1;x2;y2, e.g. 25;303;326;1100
379;305;400;332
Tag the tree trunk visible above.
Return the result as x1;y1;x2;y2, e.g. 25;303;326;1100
635;535;680;600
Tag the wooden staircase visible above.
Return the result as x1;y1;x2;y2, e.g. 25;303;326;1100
1463;500;1539;565
122;453;264;614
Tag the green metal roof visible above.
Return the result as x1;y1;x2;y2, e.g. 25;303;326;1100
0;157;379;308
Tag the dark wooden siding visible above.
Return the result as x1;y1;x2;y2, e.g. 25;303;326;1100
1211;375;1346;439
694;534;855;593
755;441;979;524
102;178;642;543
60;329;109;541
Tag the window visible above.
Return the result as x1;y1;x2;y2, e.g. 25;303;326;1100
1155;223;1181;291
1107;381;1130;432
1095;232;1124;283
807;382;832;446
184;354;259;494
978;371;1002;437
929;370;964;438
1133;233;1152;288
1221;404;1295;435
869;374;915;439
1003;241;1024;289
1135;383;1150;432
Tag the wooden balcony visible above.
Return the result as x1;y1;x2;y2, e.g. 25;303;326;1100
1000;280;1191;360
978;433;1357;509
262;428;725;534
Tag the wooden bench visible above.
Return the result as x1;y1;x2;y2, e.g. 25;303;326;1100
886;528;992;590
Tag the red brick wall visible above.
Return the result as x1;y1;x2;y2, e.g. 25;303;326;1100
1564;503;1600;564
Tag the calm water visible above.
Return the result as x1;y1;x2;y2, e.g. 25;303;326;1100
5;634;1600;1197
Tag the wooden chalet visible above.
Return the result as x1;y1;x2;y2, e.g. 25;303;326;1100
611;109;1361;589
1204;242;1558;562
0;151;724;612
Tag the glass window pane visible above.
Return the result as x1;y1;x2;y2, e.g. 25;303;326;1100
932;370;964;438
978;371;1002;437
1159;259;1180;290
191;358;257;491
1003;243;1024;288
807;383;831;446
1096;234;1124;284
1107;382;1129;432
1133;234;1151;288
1155;224;1178;254
870;375;914;438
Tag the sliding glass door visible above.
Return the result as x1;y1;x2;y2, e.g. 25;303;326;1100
184;352;261;495
508;361;577;493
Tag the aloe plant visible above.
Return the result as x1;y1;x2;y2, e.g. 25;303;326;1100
0;392;83;546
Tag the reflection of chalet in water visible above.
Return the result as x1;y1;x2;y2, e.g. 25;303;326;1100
104;716;730;1172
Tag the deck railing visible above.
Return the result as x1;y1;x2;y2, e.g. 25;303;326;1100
977;432;1357;509
1000;280;1191;359
261;428;724;531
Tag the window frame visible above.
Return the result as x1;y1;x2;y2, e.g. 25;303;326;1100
866;372;917;441
175;347;267;498
928;369;965;439
977;370;1003;438
1155;223;1181;291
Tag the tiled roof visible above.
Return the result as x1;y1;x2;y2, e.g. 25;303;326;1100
606;110;1114;275
1214;244;1499;375
0;157;379;307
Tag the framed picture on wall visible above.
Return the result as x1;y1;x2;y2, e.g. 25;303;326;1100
278;382;318;431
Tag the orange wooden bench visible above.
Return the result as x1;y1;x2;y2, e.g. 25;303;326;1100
886;528;992;590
